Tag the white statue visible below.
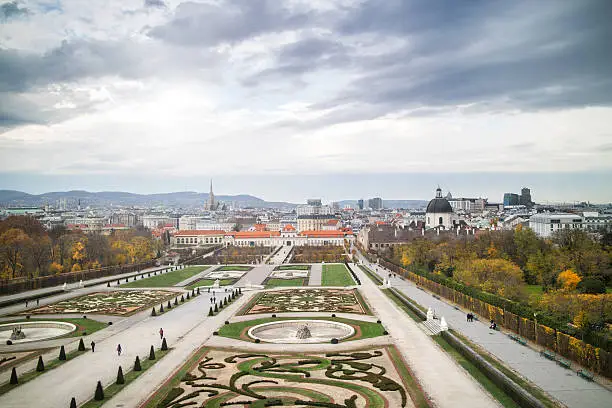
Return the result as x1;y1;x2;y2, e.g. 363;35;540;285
440;317;448;331
426;307;434;321
79;279;83;288
213;279;220;288
63;283;67;291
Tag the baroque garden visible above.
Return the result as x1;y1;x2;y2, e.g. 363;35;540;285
0;246;610;408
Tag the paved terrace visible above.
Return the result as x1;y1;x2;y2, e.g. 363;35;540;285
364;259;612;408
308;263;322;285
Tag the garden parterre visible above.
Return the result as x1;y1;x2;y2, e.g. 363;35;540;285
147;346;417;408
240;289;370;315
23;290;177;316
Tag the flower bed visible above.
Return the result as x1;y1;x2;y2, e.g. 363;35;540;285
239;289;370;315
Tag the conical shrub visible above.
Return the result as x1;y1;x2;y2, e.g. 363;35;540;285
9;367;18;385
159;304;164;313
181;295;185;302
174;297;178;306
186;293;190;300
117;279;120;285
134;356;142;371
214;304;218;313
36;356;45;372
59;345;66;361
125;278;128;283
208;307;213;316
191;289;195;297
151;307;157;317
78;338;86;351
116;366;125;385
149;345;156;360
70;397;77;408
197;287;200;295
107;282;110;288
161;338;168;351
167;300;172;309
94;380;104;400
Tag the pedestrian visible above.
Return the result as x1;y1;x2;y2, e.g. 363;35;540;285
466;313;470;322
91;341;96;352
117;344;122;356
25;300;28;307
36;299;39;306
159;328;164;339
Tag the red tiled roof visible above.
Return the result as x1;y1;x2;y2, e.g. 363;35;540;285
325;219;340;225
282;224;296;231
253;223;267;231
299;230;348;238
175;230;225;236
228;231;281;238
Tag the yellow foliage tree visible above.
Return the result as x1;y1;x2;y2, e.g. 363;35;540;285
49;262;63;274
557;269;581;291
454;258;526;300
71;263;81;272
71;241;86;267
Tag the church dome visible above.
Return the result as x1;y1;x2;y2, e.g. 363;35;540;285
426;187;453;213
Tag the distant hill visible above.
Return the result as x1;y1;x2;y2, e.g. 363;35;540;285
0;190;295;209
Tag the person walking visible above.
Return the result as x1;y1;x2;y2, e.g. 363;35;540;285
159;328;164;339
25;300;28;308
91;341;96;352
116;344;122;356
36;299;39;306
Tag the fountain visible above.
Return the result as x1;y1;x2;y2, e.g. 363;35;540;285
1;321;77;344
10;327;26;341
248;320;354;344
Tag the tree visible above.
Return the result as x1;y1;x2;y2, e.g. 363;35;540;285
116;366;125;384
71;241;87;268
94;381;104;400
454;258;526;300
29;235;51;277
134;356;142;371
557;269;581;292
0;228;32;279
525;250;558;289
578;277;606;294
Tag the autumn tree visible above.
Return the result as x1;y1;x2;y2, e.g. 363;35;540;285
0;228;33;279
454;258;526;300
557;269;581;292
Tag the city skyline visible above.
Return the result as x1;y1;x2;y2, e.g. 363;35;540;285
1;171;611;204
1;1;611;197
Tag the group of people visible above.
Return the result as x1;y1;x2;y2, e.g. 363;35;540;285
466;312;475;322
99;327;165;357
467;312;497;329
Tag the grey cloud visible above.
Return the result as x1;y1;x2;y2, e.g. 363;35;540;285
148;0;314;46
1;1;28;20
144;0;166;9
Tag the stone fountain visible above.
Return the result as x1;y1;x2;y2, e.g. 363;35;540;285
295;324;312;339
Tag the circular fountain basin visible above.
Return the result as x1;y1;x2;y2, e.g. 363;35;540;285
248;319;355;344
0;321;77;344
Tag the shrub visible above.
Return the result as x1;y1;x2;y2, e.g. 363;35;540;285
191;289;195;297
181;295;185;302
161;338;168;351
10;367;18;384
70;397;77;408
107;282;110;288
134;356;142;371
159;304;164;313
94;380;104;400
151;307;157;317
209;307;214;316
78;338;86;351
167;301;172;309
174;298;178;306
578;278;606;294
149;345;156;360
331;338;339;344
213;331;219;336
197;288;201;295
108;322;113;325
116;366;125;385
6;340;12;345
214;304;218;313
187;293;191;300
331;314;336;318
59;345;66;361
225;321;230;325
255;339;260;343
272;314;276;318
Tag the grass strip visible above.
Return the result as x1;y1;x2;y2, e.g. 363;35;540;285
354;288;373;315
186;278;235;290
358;264;383;285
140;347;210;408
0;348;84;396
215;265;253;271
80;348;170;408
121;266;208;288
321;264;355;286
274;265;311;271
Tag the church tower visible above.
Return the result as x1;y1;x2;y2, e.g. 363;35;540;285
208;179;216;210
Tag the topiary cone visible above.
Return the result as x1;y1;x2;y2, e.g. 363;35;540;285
78;338;86;351
9;367;18;385
116;366;125;384
70;397;77;408
208;307;213;316
159;304;164;313
167;300;171;309
186;293;190;300
174;297;178;306
197;287;200;295
134;356;142;371
161;338;168;351
149;345;156;360
59;345;66;361
151;307;157;317
214;304;218;313
181;295;185;302
107;282;110;288
94;380;104;400
191;289;195;297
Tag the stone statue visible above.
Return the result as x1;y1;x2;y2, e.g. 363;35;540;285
10;326;26;340
213;279;220;288
440;317;448;331
427;308;434;321
295;324;312;339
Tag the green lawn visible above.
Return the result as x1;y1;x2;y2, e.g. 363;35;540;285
321;264;355;286
186;279;235;290
264;278;307;288
606;287;612;294
121;266;208;288
215;265;252;271
275;265;310;271
218;316;385;342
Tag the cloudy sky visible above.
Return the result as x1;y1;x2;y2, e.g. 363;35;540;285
1;0;611;202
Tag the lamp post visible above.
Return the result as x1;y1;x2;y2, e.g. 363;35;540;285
534;312;538;344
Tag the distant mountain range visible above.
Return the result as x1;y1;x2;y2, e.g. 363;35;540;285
0;190;429;210
0;190;295;209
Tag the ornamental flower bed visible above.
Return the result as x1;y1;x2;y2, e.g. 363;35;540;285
241;289;369;315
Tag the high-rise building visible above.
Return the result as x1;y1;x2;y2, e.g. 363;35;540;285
519;187;532;207
503;193;519;206
368;197;383;210
357;199;364;210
